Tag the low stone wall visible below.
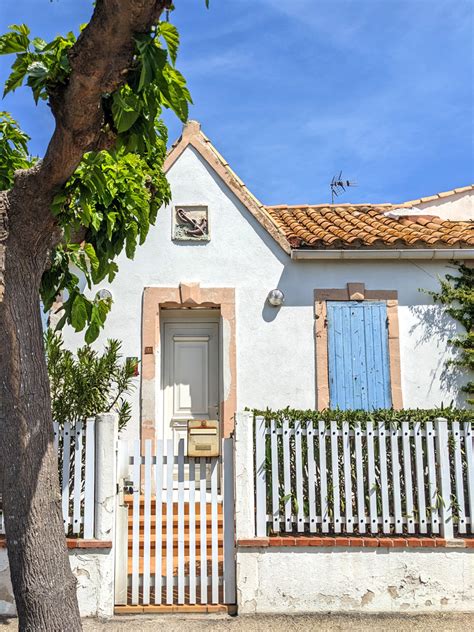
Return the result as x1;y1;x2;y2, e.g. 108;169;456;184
234;414;474;615
237;544;474;614
0;412;118;619
0;541;114;618
0;548;12;616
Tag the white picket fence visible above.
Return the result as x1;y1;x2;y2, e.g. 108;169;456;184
54;419;96;538
0;418;97;538
115;437;235;607
255;416;474;538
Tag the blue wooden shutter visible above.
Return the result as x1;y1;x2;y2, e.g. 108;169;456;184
327;301;392;410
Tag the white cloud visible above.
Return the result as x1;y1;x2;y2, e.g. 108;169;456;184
182;49;254;76
261;0;371;49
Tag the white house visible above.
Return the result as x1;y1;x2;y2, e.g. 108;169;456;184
2;121;473;619
62;120;474;444
63;122;473;616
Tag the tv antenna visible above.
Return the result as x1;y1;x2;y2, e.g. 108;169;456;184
330;171;357;204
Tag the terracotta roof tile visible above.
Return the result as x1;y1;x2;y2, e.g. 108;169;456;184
265;205;474;250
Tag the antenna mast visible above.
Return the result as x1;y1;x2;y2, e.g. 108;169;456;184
330;172;357;204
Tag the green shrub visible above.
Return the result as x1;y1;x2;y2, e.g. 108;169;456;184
45;330;137;430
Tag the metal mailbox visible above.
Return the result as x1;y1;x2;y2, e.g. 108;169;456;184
187;419;220;457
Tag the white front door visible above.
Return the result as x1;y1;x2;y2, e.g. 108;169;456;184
162;318;219;451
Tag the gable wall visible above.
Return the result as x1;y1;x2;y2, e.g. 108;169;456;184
62;146;468;440
411;189;473;220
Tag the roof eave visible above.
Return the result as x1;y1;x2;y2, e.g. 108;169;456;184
291;248;474;261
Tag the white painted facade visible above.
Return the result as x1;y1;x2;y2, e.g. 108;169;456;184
61;142;472;442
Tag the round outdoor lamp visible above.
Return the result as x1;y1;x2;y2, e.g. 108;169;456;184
267;289;285;307
96;288;113;301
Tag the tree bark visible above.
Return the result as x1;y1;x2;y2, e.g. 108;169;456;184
0;189;81;631
0;3;171;629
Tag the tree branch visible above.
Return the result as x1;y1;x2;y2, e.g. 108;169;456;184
19;0;171;216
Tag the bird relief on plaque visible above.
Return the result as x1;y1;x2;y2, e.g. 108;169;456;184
172;205;210;242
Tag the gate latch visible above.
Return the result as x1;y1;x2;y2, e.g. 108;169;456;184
117;478;135;505
122;479;135;494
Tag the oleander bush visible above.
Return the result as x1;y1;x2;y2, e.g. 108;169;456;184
45;330;137;430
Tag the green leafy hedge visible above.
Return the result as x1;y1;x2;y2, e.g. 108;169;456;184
249;406;473;425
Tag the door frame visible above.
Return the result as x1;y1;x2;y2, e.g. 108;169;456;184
140;284;236;442
314;282;403;410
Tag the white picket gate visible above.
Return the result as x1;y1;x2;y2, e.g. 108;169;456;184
114;437;236;608
255;416;474;538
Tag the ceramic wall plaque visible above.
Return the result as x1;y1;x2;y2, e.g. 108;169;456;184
172;205;209;241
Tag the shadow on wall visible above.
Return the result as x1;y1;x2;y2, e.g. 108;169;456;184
408;304;466;408
261;301;283;323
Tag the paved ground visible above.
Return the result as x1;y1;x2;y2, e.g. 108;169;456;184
1;613;474;631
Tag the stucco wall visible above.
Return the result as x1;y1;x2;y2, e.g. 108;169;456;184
237;547;474;614
61;145;469;441
0;547;114;618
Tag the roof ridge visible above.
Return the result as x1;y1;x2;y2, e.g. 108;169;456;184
403;184;474;206
266;203;394;210
264;185;474;209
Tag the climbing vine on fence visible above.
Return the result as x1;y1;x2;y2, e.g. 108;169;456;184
425;262;474;406
249;407;473;536
249;406;473;425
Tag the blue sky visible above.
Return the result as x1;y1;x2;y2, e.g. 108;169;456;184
1;0;473;204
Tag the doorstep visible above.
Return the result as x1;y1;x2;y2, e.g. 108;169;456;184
115;604;237;615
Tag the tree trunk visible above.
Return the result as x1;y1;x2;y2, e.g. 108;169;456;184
0;5;171;628
0;190;82;631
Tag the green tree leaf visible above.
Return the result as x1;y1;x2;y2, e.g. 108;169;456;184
83;243;100;272
26;60;49;102
0;111;35;188
70;294;88;332
111;90;141;133
84;321;100;344
0;24;30;55
3;53;30;95
135;35;167;92
158;22;179;66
